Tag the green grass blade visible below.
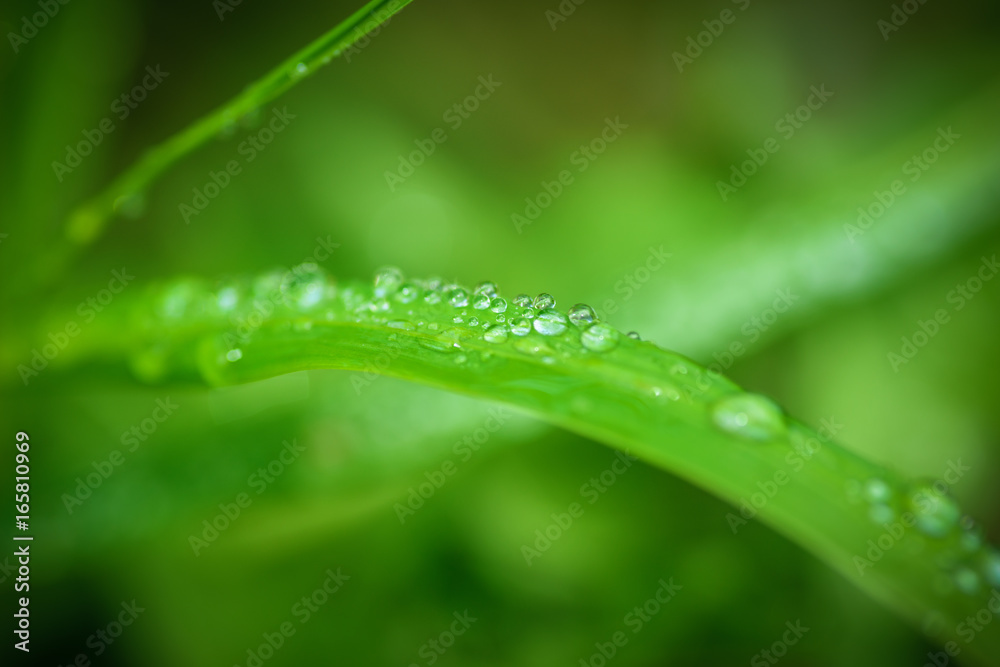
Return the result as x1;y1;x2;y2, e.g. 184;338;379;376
63;0;414;247
13;266;1000;665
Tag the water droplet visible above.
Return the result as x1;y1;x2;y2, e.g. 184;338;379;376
374;266;404;297
396;282;420;303
626;331;641;340
484;324;509;344
423;289;441;305
568;303;596;327
226;348;243;362
495;314;506;323
711;393;787;442
468;316;480;327
533;309;568;336
581;323;620;352
490;297;508;313
533;293;556;309
215;283;241;313
513;294;532;308
474;281;499;299
293;62;309;77
454;354;468;365
387;319;415;331
908;485;961;538
520;307;537;319
863;478;893;504
510;317;531;336
472;293;491;310
448;288;469;308
282;263;327;309
452;315;463;324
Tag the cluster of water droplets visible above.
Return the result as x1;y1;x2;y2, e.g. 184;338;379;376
847;473;1000;598
138;265;642;374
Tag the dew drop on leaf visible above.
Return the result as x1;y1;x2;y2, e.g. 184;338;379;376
448;288;469;308
626;331;641;340
580;322;619;352
533;293;555;309
533;309;568;336
226;348;243;362
510;318;531;336
513;294;531;308
472;293;491;310
474;281;499;298
711;393;787;442
490;297;507;313
908;484;961;538
387;319;415;331
484;324;509;344
568;303;597;327
374;266;404;297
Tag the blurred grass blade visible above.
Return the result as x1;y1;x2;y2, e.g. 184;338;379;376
63;0;414;246
15;267;1000;666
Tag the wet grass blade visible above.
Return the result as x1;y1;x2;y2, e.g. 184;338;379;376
12;267;1000;665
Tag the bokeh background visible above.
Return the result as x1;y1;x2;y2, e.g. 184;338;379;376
2;0;1000;664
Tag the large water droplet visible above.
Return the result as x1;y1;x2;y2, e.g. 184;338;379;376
474;281;499;299
510;317;531;336
374;266;404;297
448;288;469;308
282;263;327;309
711;393;787;442
472;293;491;310
396;282;420;304
533;309;568;336
490;297;507;313
581;323;620;352
484;324;509;344
568;303;596;327
533;293;555;310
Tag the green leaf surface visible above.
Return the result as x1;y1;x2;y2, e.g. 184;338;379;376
16;265;1000;666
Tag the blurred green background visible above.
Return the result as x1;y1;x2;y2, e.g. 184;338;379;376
2;0;1000;664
